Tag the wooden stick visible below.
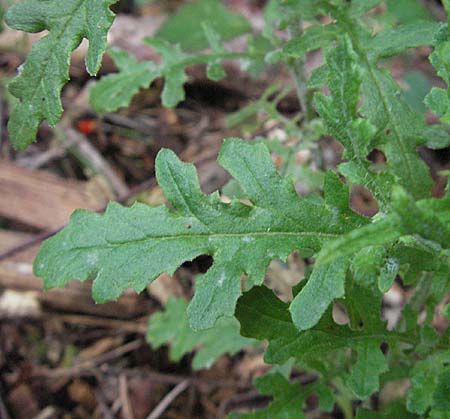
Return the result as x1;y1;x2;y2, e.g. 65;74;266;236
145;380;190;419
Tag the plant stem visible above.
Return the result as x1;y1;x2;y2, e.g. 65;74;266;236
333;378;354;419
287;19;309;121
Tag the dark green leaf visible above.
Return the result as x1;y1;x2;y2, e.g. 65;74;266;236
229;373;308;419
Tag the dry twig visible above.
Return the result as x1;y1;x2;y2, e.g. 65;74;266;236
145;379;190;419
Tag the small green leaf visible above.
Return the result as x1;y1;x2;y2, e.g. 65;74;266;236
283;24;339;58
156;0;250;51
5;0;117;149
144;38;188;107
443;304;450;320
425;88;450;118
407;351;450;415
378;257;399;292
229;373;308;419
350;0;383;16
147;297;255;370
207;62;226;81
90;48;159;113
347;340;388;399
367;22;442;59
313;36;390;204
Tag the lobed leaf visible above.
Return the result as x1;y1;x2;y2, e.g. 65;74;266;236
5;0;117;149
367;22;442;59
228;373;309;419
90;48;159;114
155;0;251;52
236;286;393;399
283;24;339;57
313;36;391;204
34;139;364;330
407;351;450;415
147;297;255;370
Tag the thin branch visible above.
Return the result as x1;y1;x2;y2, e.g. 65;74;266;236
145;379;190;419
287;18;309;121
119;374;135;419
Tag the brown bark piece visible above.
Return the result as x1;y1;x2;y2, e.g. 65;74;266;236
0;160;109;229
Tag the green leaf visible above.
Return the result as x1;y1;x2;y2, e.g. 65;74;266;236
385;0;433;24
5;0;117;149
155;0;251;51
350;0;383;16
443;304;450;320
360;66;433;200
317;190;450;266
283;24;339;57
378;257;399;292
433;369;450;413
237;286;393;400
323;12;436;199
289;258;348;331
317;217;401;266
147;297;255;370
346;340;388;399
425;26;450;127
34;139;363;330
425;88;450;118
90;48;159;113
407;351;450;415
228;373;308;419
144;38;188;107
367;22;442;59
313;36;391;204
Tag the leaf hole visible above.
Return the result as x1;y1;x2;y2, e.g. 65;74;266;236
367;148;386;165
380;342;389;355
332;302;350;325
182;255;213;273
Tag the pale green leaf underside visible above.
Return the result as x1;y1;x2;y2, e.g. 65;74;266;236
34;139;364;330
5;0;117;149
147;297;255;370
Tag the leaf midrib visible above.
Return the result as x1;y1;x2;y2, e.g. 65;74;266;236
67;230;341;251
